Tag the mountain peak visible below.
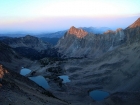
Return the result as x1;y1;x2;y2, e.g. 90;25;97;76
68;26;88;38
128;17;140;28
104;30;115;34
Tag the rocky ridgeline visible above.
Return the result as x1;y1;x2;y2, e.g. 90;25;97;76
56;26;125;58
56;18;140;58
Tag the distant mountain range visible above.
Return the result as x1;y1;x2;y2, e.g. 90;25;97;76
38;30;67;38
80;27;111;34
38;27;110;38
0;27;110;45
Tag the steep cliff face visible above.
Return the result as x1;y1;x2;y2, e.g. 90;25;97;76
125;26;140;44
56;26;126;58
56;18;140;58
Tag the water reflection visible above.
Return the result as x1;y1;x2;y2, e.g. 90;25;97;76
89;90;109;101
20;68;31;76
29;76;49;89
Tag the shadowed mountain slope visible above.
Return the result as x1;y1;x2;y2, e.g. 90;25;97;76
1;35;60;60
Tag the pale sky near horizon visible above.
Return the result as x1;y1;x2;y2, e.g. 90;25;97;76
0;0;140;33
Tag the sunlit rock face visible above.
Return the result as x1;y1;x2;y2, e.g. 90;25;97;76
0;65;8;79
128;18;140;28
68;26;88;38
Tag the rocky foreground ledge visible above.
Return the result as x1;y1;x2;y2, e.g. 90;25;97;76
0;65;69;105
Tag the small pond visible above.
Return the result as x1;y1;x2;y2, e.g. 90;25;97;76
20;68;31;76
89;90;109;101
58;75;71;83
20;68;49;89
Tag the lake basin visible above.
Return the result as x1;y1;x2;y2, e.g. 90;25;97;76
20;68;49;89
29;76;49;89
89;90;109;101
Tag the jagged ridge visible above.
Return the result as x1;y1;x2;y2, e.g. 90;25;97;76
56;18;140;58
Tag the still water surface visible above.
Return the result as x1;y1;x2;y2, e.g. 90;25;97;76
89;90;109;101
20;68;49;89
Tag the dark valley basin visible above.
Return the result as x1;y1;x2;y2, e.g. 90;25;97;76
20;68;50;89
89;90;109;101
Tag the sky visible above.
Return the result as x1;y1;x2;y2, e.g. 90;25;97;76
0;0;140;34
